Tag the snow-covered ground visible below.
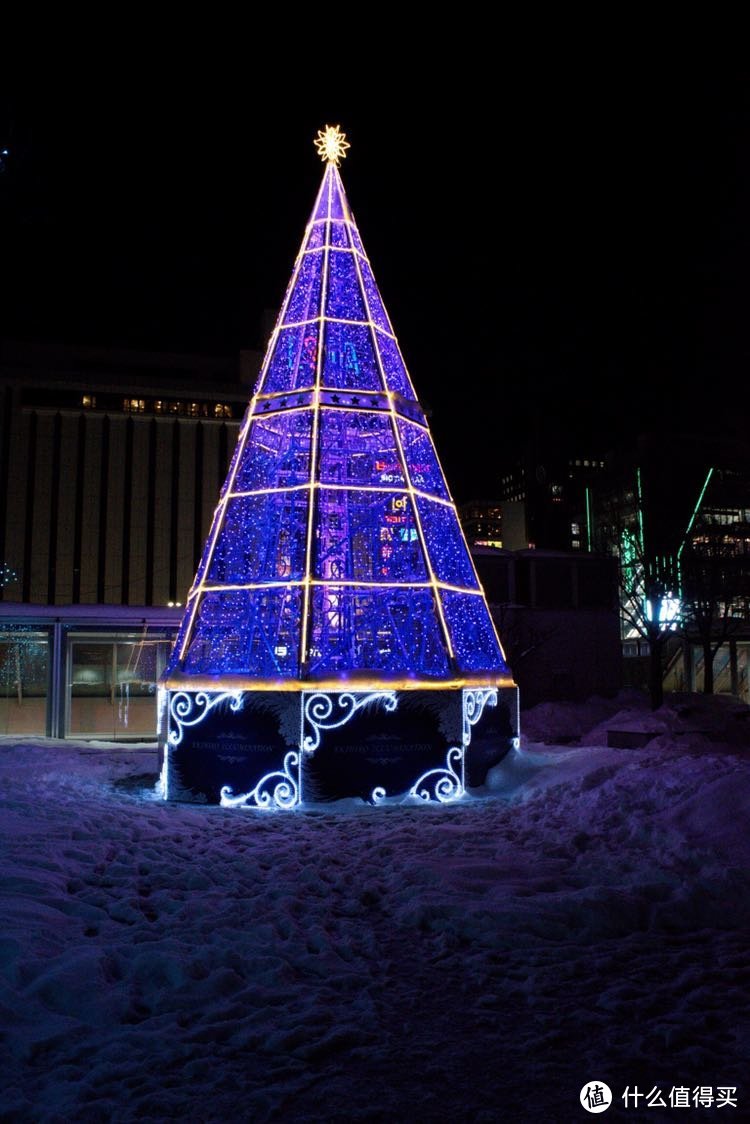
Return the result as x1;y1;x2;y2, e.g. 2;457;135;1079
1;690;748;1122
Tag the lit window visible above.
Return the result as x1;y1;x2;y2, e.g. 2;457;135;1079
571;522;580;535
123;397;145;413
154;400;164;413
82;395;96;409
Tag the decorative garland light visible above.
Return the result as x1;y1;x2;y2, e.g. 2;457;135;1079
314;125;351;166
220;751;300;810
301;690;398;753
409;747;465;804
160;127;517;809
165;132;510;685
167;690;244;747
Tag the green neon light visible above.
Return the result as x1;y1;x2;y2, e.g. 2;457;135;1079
677;467;714;560
585;486;592;551
636;465;645;554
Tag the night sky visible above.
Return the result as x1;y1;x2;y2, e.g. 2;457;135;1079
2;63;749;500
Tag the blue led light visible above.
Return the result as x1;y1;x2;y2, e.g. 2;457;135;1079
167;160;510;682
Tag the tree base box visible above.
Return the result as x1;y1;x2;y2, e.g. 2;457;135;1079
159;686;519;808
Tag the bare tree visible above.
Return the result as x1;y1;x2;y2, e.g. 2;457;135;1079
594;490;677;710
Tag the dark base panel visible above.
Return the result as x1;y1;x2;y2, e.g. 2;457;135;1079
160;685;519;807
302;690;461;804
160;690;300;805
465;686;519;790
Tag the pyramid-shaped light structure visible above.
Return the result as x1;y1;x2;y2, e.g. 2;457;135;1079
165;127;512;691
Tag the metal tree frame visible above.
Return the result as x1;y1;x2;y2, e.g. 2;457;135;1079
160;128;518;806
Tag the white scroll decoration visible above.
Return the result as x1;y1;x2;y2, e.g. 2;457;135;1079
168;690;244;747
409;746;464;804
220;751;300;810
462;688;498;746
301;691;398;753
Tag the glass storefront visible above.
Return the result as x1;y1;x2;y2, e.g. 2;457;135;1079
0;630;50;736
0;615;179;741
67;634;173;740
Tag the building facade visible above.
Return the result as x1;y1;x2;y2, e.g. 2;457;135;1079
459;499;504;549
0;341;260;607
472;547;622;709
0;340;260;738
498;449;605;551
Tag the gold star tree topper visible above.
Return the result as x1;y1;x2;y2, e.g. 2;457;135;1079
314;124;350;166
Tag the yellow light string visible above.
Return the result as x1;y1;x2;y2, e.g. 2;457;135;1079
297;219;373;265
299;162;334;671
279;315;398;341
254;388;316;401
176;180;322;662
336;187;509;669
296;244;357;257
237;399;433;444
196;578;488;595
412;418;513;669
341;164;456;664
163;671;515;693
225;481;456;510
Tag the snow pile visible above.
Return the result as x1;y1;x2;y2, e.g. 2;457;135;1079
1;694;749;1121
519;688;648;745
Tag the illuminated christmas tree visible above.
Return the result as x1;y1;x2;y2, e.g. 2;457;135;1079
160;126;518;807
